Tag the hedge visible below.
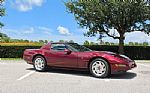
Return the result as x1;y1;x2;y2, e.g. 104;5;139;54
0;46;41;58
85;45;150;60
0;45;150;60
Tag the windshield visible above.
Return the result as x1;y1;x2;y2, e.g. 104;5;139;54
67;43;92;52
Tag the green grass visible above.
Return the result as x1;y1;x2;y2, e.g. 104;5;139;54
0;58;22;60
0;43;43;46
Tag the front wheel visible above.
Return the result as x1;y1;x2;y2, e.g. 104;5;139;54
89;58;110;78
33;56;47;72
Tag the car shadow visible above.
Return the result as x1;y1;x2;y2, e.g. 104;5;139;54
26;67;137;80
109;72;137;79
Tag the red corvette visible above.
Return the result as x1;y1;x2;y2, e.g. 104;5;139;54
23;42;136;78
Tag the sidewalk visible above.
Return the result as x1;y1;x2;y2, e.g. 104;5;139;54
135;60;150;63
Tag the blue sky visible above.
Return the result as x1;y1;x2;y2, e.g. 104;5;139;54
1;0;150;44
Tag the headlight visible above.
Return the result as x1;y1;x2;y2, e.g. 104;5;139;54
107;52;131;60
119;54;130;60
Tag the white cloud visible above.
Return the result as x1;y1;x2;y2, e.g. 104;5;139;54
57;26;71;35
125;31;150;43
38;26;51;31
2;27;35;35
38;26;52;35
22;27;34;34
1;26;52;37
12;0;45;12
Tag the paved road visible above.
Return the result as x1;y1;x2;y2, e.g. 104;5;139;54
0;60;150;93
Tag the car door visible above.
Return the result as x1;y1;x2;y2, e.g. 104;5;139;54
47;43;78;68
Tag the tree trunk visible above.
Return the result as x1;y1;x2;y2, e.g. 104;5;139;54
118;34;125;54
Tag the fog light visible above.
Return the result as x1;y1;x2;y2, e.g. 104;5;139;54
115;64;126;67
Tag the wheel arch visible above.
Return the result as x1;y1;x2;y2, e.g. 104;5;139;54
88;56;111;72
32;54;47;63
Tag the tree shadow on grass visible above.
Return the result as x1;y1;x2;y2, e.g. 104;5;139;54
26;67;137;80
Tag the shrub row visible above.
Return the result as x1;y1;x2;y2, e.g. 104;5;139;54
0;46;41;58
0;45;150;60
85;45;150;60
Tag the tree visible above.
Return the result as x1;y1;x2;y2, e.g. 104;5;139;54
3;37;10;43
128;42;134;46
44;40;48;44
0;32;7;37
139;43;143;46
39;40;44;44
65;0;150;54
59;40;65;42
90;42;96;45
143;42;149;46
84;40;90;45
68;40;74;43
0;32;9;42
24;40;29;43
134;42;139;46
110;42;115;45
105;42;110;45
0;0;5;28
50;40;53;43
0;0;5;42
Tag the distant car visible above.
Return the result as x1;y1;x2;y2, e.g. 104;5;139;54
23;42;136;78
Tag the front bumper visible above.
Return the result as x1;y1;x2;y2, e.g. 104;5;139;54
110;60;137;74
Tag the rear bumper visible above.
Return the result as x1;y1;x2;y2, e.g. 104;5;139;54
110;60;137;74
23;55;33;64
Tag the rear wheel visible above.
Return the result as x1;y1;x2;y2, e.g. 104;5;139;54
33;56;47;72
89;58;110;78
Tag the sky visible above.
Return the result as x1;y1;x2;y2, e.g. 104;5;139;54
1;0;150;44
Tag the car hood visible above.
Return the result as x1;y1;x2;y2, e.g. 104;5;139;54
82;51;118;58
89;51;117;55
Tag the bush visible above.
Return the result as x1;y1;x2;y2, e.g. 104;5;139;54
0;45;150;60
85;45;150;60
0;46;41;58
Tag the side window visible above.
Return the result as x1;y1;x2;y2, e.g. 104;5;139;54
51;44;66;51
67;45;78;52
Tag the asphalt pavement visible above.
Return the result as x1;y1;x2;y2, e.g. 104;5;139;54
0;60;150;93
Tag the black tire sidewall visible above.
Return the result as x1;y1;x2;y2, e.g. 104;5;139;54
90;58;110;78
33;56;47;72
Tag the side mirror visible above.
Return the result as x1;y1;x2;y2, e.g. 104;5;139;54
64;49;72;54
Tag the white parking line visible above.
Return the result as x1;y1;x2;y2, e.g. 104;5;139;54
138;63;150;68
17;71;35;81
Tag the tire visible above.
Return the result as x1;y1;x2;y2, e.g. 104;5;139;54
33;56;47;72
89;58;110;78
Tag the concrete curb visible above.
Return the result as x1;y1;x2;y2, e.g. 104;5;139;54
135;60;150;63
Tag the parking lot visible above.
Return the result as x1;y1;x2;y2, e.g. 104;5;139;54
0;60;150;93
